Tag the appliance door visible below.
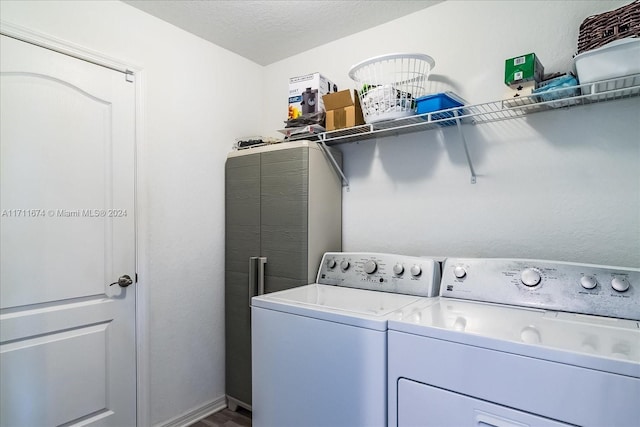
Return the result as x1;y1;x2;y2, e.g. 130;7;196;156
397;379;571;427
252;305;387;427
388;328;640;427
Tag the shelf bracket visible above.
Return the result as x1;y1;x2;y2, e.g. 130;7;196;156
318;139;350;190
454;110;477;184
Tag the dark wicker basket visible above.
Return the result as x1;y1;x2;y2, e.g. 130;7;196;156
577;1;640;54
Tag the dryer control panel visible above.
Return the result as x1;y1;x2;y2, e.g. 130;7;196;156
442;258;640;321
317;252;441;297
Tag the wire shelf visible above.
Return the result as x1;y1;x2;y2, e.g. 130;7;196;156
321;74;640;145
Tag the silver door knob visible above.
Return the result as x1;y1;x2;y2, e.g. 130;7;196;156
110;275;133;287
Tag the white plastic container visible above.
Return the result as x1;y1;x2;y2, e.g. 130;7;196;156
574;38;640;84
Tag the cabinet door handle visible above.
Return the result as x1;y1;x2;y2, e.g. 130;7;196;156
248;257;258;307
257;257;267;295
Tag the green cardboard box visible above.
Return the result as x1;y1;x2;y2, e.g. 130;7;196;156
504;53;544;86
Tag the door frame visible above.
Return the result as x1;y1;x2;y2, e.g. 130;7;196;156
0;20;150;427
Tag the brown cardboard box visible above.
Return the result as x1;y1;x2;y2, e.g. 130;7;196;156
322;90;365;131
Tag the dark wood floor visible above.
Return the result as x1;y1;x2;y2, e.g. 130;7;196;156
190;407;251;427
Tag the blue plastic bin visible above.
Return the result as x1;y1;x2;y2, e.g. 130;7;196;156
415;92;465;126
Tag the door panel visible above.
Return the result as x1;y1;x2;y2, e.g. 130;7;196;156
2;324;109;426
225;154;260;274
224;270;252;405
225;225;261;273
260;148;308;291
1;68;112;308
0;35;136;426
260;228;307;280
225;154;260;406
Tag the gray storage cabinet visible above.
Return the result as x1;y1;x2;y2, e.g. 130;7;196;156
224;141;342;411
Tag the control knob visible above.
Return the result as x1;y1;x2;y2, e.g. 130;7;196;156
611;276;630;293
453;266;467;279
393;263;404;275
580;275;597;290
521;268;541;287
340;260;350;271
410;265;422;277
327;259;336;269
364;260;377;274
520;326;541;344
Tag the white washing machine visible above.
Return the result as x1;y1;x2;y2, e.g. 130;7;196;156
251;252;441;427
388;257;640;427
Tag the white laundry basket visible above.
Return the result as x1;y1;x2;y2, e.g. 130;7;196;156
348;53;435;123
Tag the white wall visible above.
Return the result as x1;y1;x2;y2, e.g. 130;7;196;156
264;0;640;267
0;1;263;425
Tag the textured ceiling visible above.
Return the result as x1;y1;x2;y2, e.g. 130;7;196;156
123;0;443;65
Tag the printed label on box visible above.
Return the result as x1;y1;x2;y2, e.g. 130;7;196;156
504;53;545;86
288;72;336;120
290;74;315;84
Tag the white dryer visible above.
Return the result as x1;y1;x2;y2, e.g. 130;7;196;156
388;258;640;427
251;252;441;427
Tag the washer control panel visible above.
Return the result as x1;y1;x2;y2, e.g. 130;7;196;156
442;258;640;321
316;252;441;297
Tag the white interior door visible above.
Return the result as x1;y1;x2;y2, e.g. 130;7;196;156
0;34;136;426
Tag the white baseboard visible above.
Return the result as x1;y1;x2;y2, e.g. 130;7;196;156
155;395;227;427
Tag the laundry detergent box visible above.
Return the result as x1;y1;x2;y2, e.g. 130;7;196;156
504;53;544;86
288;72;337;120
